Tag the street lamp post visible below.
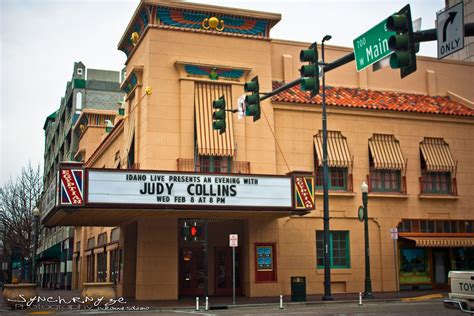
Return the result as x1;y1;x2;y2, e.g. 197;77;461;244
32;207;40;284
321;34;333;301
361;182;374;298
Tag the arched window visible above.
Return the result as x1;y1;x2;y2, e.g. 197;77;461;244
76;92;83;114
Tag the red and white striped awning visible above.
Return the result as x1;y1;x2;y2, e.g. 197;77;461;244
195;82;235;157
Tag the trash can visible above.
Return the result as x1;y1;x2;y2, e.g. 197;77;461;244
291;276;306;302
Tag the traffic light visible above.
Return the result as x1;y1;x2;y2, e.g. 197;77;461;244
299;42;319;97
190;225;201;239
182;221;203;241
386;4;417;78
244;76;260;122
212;95;226;134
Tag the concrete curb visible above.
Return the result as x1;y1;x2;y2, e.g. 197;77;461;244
145;293;449;312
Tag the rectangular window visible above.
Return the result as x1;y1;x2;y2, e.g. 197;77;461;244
316;167;348;191
399;219;469;234
436;221;444;233
443;221;452;233
97;252;107;282
86;254;95;282
86;237;96;282
421;171;451;194
111;228;120;242
109;249;120;284
74;256;80;289
316;231;350;269
398;220;412;233
370;169;401;192
87;237;95;249
420;220;435;233
197;156;232;173
467;221;474;233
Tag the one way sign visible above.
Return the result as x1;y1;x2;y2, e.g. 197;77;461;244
437;2;464;59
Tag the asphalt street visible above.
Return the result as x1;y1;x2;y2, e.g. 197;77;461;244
0;299;467;316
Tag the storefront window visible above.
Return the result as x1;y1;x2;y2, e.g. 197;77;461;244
399;248;430;284
452;248;474;271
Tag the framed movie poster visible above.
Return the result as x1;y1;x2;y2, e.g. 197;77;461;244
255;243;277;282
256;245;273;271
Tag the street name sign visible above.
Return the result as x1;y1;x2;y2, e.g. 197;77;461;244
353;18;396;71
437;2;464;59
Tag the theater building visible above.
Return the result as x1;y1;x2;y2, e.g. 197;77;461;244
40;0;474;300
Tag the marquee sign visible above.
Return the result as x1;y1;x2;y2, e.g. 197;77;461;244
87;170;293;209
294;176;314;209
60;169;84;206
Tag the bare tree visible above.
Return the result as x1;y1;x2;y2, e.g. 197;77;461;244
0;162;42;282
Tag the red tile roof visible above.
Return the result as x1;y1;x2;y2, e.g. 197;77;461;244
271;81;474;117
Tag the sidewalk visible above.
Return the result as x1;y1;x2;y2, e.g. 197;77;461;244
0;287;448;312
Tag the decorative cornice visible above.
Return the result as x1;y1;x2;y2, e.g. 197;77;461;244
175;61;251;84
118;1;280;59
184;65;244;81
156;7;269;36
120;66;144;99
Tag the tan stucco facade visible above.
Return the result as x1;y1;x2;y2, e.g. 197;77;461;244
63;0;474;300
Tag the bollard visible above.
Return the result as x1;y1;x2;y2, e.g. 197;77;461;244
358;292;363;306
205;296;209;311
196;297;199;311
279;294;283;309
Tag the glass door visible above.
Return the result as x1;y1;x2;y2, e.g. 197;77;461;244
214;247;242;296
433;248;449;288
179;247;205;296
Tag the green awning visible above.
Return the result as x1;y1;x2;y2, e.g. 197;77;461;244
39;243;61;261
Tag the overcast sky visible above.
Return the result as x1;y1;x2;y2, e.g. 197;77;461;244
0;0;444;185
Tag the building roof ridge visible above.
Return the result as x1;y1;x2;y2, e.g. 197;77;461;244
271;81;474;118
